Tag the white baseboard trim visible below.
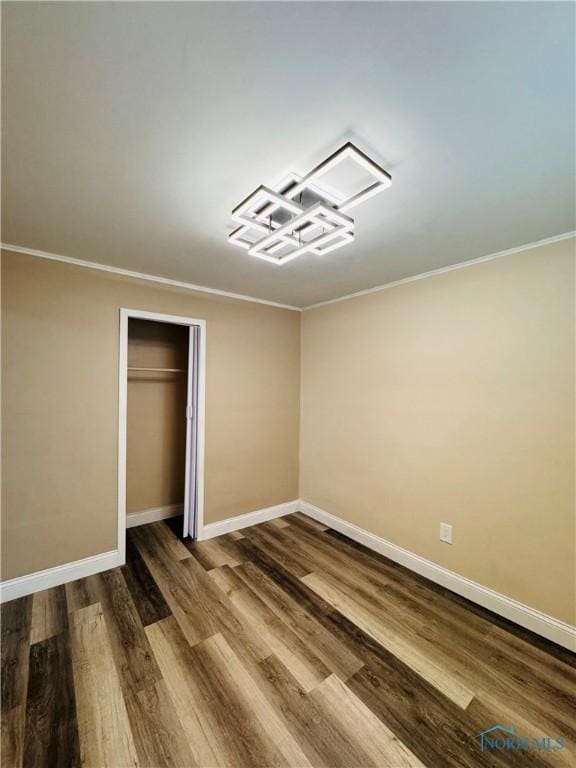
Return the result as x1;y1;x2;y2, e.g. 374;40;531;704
0;500;296;602
0;549;123;604
300;501;576;652
201;500;299;540
127;503;183;529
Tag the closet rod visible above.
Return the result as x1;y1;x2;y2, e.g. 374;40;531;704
127;367;185;373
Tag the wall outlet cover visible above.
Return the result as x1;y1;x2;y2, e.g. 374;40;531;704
440;522;453;544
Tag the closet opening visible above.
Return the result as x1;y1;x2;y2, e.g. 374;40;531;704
118;309;206;559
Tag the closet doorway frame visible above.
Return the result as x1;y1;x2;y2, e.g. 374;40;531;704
117;308;207;563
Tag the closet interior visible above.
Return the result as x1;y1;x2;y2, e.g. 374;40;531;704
126;318;189;531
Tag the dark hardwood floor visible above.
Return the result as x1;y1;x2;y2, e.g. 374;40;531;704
1;513;574;767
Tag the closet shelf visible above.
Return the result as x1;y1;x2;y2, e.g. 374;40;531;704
128;367;185;373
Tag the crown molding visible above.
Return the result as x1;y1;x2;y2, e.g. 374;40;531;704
0;243;302;312
3;230;574;313
302;231;576;311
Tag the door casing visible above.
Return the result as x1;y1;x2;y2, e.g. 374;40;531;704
118;308;206;562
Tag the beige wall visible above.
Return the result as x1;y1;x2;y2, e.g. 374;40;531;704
126;319;188;514
1;251;300;580
300;239;575;624
3;241;574;626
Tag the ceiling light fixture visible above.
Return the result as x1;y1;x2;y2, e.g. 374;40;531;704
228;142;392;265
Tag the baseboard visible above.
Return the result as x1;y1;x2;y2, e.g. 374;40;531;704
300;501;576;652
0;500;296;601
127;503;183;529
200;500;299;540
0;549;123;603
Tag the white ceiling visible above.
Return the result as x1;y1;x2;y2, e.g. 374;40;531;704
2;1;574;308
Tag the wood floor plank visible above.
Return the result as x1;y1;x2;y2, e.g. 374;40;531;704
0;597;32;768
224;574;330;692
162;515;186;539
285;519;576;734
131;526;222;645
23;633;80;768
323;525;568;666
179;556;273;667
364;575;576;737
84;569;162;695
303;570;475;709
339;553;576;706
234;556;364;681
324;528;447;591
131;532;213;644
150;616;309;768
1;597;32;713
347;653;551;768
322;521;575;668
275;519;392;595
134;524;271;667
1;706;24;768
310;673;425;767
255;654;380;768
231;538;509;766
475;627;576;733
30;586;68;646
201;632;313;767
4;517;573;768
287;526;491;667
147;521;192;561
287;512;328;532
267;517;291;529
69;603;139;768
467;694;573;768
65;579;97;614
187;535;245;570
348;658;484;767
232;528;576;766
243;524;315;578
207;564;245;596
233;538;559;767
124;680;196;768
122;536;172;627
318;567;490;697
144;616;225;767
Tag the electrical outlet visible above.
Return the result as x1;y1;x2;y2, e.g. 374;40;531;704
440;522;453;544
